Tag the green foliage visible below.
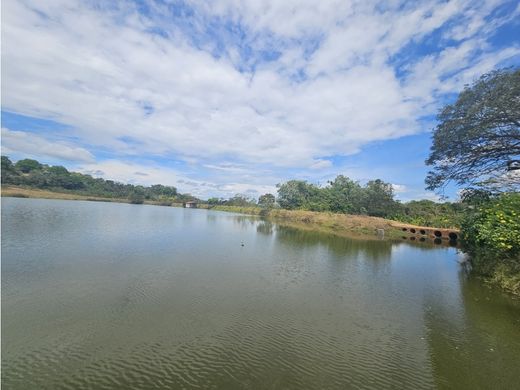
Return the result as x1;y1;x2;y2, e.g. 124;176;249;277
1;155;187;203
226;194;257;207
128;190;145;204
2;156;14;171
258;193;276;216
207;197;222;205
362;179;398;218
149;184;177;198
322;175;363;213
276;177;402;218
258;193;276;208
461;193;520;294
1;156;18;184
426;68;520;193
276;180;321;210
15;158;43;173
462;193;520;257
393;199;465;228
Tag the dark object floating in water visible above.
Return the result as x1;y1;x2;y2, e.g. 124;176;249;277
241;242;245;247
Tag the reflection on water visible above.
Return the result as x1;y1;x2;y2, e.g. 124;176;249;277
2;198;520;390
273;224;393;261
256;220;274;235
425;274;520;389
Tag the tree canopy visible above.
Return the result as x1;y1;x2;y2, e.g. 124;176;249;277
1;156;183;202
426;68;520;193
258;193;275;208
275;177;401;218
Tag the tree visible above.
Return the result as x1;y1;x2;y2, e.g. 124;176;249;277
1;156;18;183
258;193;275;208
227;194;256;207
48;165;69;175
128;190;145;204
361;179;399;218
323;175;363;213
15;158;43;173
426;68;520;193
207;197;223;205
1;156;14;171
149;184;177;197
276;180;320;210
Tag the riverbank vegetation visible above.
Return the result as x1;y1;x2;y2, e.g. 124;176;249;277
461;193;520;294
1;156;198;205
208;179;465;228
426;68;520;295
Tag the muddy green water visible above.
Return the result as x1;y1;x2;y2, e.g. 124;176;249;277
2;197;519;389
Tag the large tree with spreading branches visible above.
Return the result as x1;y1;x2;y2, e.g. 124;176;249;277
425;68;520;194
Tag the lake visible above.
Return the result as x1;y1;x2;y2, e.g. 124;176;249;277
2;197;519;389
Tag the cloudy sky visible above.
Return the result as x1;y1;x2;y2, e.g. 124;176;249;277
2;0;519;200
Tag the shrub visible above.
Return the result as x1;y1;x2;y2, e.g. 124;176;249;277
461;193;520;294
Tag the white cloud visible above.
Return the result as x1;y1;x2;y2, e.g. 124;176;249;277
77;159;277;199
391;183;408;193
1;0;518;199
1;128;95;163
309;159;333;170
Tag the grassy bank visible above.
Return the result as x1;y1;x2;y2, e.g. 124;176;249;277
208;205;263;215
209;205;419;239
1;185;184;207
1;186;128;202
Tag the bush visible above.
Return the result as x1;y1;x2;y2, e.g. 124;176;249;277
461;193;520;294
128;191;145;204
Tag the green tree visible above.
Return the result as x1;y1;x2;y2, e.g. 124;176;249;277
362;179;399;218
258;193;276;208
15;158;43;173
207;197;222;205
323;175;363;213
227;194;256;207
426;68;520;193
276;180;320;210
1;156;18;183
48;165;69;175
1;155;14;171
149;184;177;197
461;193;520;294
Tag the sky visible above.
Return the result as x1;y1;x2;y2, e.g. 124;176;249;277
2;0;520;201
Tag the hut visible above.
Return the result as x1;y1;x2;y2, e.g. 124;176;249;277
183;201;198;208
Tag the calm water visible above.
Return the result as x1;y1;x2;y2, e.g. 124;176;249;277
2;198;519;389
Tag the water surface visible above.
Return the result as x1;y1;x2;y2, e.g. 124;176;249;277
2;198;519;389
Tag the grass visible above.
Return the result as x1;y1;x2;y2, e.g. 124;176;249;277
1;186;126;202
209;205;263;215
1;185;181;207
268;209;406;239
208;205;418;239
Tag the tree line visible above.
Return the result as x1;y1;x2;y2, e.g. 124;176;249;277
1;156;197;204
208;176;464;227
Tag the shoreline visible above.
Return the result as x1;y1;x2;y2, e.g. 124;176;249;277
2;185;458;242
1;185;187;207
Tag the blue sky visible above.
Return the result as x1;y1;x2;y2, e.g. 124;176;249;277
2;0;520;200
